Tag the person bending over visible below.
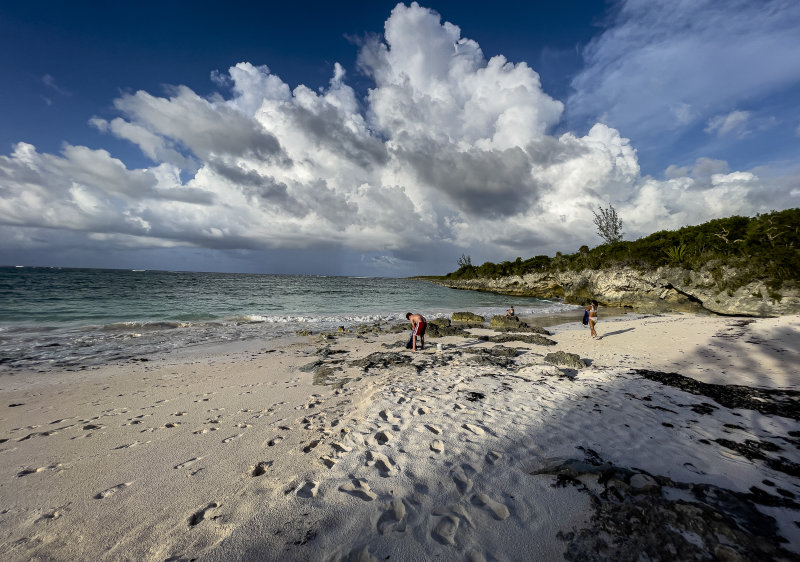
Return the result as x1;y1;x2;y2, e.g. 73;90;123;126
405;312;426;351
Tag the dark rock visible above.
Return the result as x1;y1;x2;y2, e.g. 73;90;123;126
489;333;557;346
635;369;800;421
544;351;587;369
312;365;342;387
349;352;414;372
315;346;348;358
429;317;451;327
492;324;552;335
355;323;383;334
463;345;519;358
299;360;324;373
426;323;470;338
534;457;799;562
462;346;518;367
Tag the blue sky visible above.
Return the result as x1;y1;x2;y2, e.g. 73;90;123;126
1;0;798;275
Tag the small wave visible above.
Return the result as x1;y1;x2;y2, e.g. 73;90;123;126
171;313;219;322
102;321;189;331
232;315;268;323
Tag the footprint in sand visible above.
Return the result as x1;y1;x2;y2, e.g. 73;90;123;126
35;506;68;523
250;461;273;477
486;451;502;464
17;430;58;441
174;457;203;470
451;468;473;495
266;435;284;447
433;504;474;528
95;482;133;499
683;462;706;475
424;424;442;435
430;440;444;453
297;481;319;498
302;439;321;453
188;502;219;526
366;450;396;477
379;409;398;423
462;423;485;436
331;442;352;453
432;514;459;545
377;499;407;534
375;431;393;445
339;479;377;501
113;440;150;449
472;493;510;520
17;466;45;477
222;434;242;444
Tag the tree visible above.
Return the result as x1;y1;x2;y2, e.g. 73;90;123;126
592;205;624;244
457;254;472;267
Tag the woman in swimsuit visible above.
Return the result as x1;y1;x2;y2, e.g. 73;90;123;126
587;301;599;339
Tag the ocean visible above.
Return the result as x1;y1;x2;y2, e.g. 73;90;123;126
0;266;577;372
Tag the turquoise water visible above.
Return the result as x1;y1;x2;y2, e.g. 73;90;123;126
0;266;575;371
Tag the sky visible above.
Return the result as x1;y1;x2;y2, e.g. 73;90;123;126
1;0;799;276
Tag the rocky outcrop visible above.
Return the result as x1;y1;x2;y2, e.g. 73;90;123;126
544;351;587;369
452;311;485;323
429;266;800;317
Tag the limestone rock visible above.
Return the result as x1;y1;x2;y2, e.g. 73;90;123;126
544;351;587;369
489;315;523;329
430;267;800;318
452;311;485;324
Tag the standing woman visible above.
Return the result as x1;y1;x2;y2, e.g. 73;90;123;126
587;301;599;339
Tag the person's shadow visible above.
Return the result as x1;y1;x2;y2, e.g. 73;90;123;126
597;328;635;340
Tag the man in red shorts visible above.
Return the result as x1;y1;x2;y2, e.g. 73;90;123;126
405;312;426;351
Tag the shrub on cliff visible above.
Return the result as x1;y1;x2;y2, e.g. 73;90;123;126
442;209;800;288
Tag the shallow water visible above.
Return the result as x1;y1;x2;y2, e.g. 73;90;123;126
0;266;579;372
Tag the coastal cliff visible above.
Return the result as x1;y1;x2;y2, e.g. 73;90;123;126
428;265;800;317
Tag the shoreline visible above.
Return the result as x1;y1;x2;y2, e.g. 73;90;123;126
1;313;798;560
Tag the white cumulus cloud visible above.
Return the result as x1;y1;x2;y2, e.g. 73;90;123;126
0;2;796;271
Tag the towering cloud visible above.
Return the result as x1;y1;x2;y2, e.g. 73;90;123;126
0;2;794;271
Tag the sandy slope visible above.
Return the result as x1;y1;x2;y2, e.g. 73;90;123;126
0;313;798;561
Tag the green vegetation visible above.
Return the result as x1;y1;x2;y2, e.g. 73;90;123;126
592;204;624;244
444;209;800;290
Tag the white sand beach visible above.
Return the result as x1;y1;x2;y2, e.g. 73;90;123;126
1;313;799;561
